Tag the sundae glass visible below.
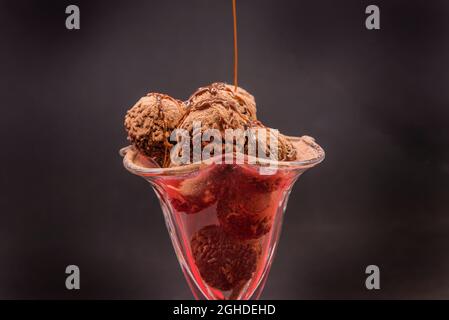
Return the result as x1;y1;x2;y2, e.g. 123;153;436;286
120;83;324;300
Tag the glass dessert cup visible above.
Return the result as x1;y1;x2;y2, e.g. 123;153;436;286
120;136;324;300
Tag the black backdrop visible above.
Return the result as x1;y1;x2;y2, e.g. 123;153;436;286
0;0;448;299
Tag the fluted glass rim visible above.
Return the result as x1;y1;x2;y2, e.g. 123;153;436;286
120;135;325;177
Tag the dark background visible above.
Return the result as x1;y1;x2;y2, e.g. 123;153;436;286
1;0;448;299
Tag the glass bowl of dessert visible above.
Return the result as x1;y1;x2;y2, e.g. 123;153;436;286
120;83;324;300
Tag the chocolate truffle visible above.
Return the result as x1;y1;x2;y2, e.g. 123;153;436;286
190;225;261;291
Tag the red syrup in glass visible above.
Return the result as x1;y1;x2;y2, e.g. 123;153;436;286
157;162;296;299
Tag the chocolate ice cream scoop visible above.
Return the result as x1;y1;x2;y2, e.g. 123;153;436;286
173;98;251;164
188;82;257;121
124;93;185;167
191;225;261;291
247;122;297;162
179;98;250;133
